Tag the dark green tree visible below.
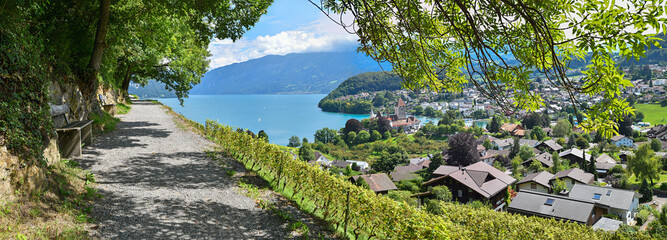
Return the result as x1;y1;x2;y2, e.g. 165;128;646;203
257;130;269;142
288;136;301;148
639;179;654;203
487;115;501;133
298;144;314;162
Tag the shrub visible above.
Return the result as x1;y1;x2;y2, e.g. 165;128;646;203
660;182;667;191
636;209;650;226
90;112;120;133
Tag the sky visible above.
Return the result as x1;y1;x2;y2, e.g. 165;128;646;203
207;0;358;69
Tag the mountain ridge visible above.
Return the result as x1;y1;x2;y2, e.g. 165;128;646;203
189;51;390;95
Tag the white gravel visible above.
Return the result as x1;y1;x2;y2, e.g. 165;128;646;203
78;101;288;239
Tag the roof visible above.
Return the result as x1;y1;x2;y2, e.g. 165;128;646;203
610;135;626;141
522;152;554;168
480;149;511;160
432;165;460;176
538;139;563;151
552;168;594;185
569;185;638;211
517;171;554;188
595;162;619;171
425;162;516;198
352;173;398;193
476;135;499;144
500;123;521;132
519;139;541;148
495;138;514;148
331;160;351;168
595;153;616;164
392;164;424;174
508;190;594;224
559;148;592;162
397;98;406;107
592;217;623;231
389;171;419;182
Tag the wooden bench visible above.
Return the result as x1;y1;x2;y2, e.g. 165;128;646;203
50;104;93;159
99;94;117;115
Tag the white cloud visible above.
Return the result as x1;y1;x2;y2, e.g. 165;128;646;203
207;15;358;69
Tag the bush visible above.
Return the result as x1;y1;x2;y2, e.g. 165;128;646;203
636;209;650;226
660;182;667;191
90;112;120;133
603;213;622;220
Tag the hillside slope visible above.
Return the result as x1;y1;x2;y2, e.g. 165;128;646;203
190;52;389;95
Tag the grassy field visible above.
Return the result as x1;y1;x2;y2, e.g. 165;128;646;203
628;170;667;189
635;103;667;125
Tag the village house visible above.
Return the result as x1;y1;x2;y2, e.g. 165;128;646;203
568;185;640;225
610;135;634;148
559;148;592;167
550;168;594;191
423;162;516;211
536;139;563;153
516;171;554;194
508;190;597;225
521;152;554;169
500;123;525;137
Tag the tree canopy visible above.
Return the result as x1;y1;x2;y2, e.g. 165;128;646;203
312;0;667;137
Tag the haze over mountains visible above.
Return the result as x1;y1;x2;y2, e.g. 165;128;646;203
189;51;390;95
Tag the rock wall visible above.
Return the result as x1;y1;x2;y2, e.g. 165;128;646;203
0;80;124;198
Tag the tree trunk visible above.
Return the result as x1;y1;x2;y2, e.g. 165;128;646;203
85;0;111;90
121;63;133;96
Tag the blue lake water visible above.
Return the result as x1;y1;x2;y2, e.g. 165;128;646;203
158;95;376;145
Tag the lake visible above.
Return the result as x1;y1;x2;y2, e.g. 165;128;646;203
159;95;439;146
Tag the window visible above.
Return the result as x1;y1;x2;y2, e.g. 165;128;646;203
545;198;554;206
458;190;463;198
531;183;537;189
593;193;601;200
571;179;575;185
606;190;612;196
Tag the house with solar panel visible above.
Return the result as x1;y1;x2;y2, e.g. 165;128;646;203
508;185;640;227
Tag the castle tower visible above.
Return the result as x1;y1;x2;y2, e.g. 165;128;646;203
395;98;407;119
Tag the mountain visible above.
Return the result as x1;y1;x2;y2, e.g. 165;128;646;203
128;80;176;98
190;52;390;95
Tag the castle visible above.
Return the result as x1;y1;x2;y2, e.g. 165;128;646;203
369;99;421;131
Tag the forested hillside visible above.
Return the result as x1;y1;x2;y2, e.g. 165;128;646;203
318;71;404;113
190;52;390;95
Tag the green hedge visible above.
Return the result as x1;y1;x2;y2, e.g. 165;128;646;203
196;119;645;239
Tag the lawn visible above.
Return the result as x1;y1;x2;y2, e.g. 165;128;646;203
635;103;667;126
628;170;667;189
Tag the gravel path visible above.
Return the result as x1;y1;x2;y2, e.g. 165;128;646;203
78;101;290;239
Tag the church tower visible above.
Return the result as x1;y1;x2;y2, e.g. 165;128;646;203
395;98;407;119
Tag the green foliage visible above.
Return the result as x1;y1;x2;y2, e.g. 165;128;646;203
257;130;269;143
530;126;546;141
650;139;662;152
116;103;131;114
0;6;54;165
429;185;452;202
90;112;120;133
288;135;301;148
518;145;536;161
528;159;546;173
314;127;337;144
487;115;501;133
198;119;646;239
387;190;418;207
371;146;408;173
298;144;314;162
636;208;651;226
628;144;661;185
552;179;567;193
639;179;654;203
603;213;622;221
553;119;572;138
315;0;667;138
318;72;403;113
